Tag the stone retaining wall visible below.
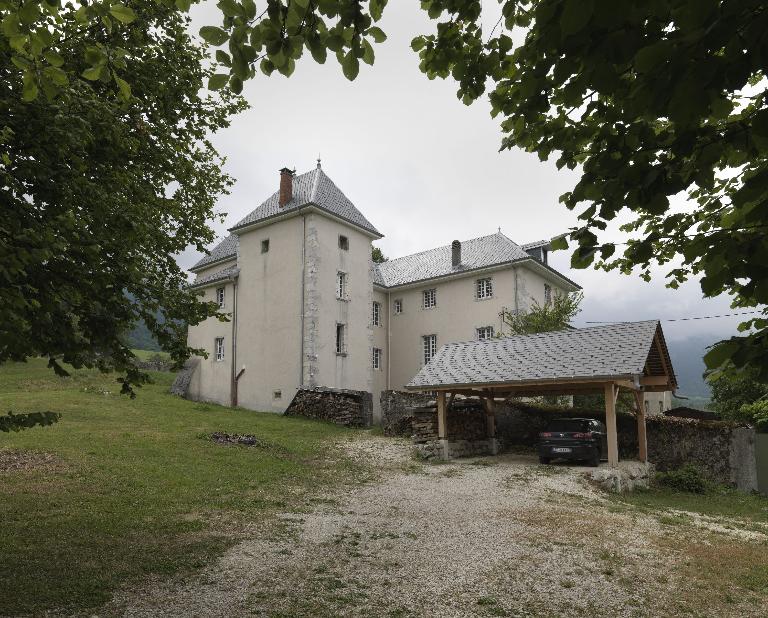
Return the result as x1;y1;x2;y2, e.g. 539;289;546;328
411;404;492;460
284;387;373;428
380;390;434;436
384;392;757;490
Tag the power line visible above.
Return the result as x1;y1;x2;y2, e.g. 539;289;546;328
585;310;762;324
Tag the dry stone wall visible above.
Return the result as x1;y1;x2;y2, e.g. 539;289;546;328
383;392;758;490
380;390;434;436
284;387;373;428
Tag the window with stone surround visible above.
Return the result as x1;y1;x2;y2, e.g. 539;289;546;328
544;283;552;305
336;323;347;355
372;347;382;370
215;286;225;308
394;299;402;314
423;334;437;365
476;278;493;300
372;301;381;326
214;337;224;361
338;235;349;250
476;326;494;340
336;271;348;300
422;288;436;309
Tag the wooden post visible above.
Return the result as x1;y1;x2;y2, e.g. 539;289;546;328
437;391;447;439
634;390;648;463
483;395;498;455
604;383;619;468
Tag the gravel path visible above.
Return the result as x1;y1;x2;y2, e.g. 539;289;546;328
102;436;767;618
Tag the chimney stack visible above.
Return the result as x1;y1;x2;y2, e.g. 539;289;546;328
451;239;461;267
279;167;294;207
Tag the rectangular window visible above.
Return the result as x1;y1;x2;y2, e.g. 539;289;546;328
336;323;346;355
476;278;493;300
476;326;495;341
422;288;436;309
544;283;552;305
337;271;347;300
338;235;349;250
372;301;381;326
393;299;402;314
214;337;224;361
216;286;225;308
372;347;382;370
273;390;282;400
423;334;437;365
261;239;270;253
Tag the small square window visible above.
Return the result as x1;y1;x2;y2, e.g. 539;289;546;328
273;390;282;400
214;337;225;361
216;286;225;308
372;301;381;326
393;299;403;314
336;323;347;355
338;235;349;250
476;278;493;300
261;239;270;253
372;347;382;370
336;272;348;300
476;326;494;341
422;288;436;309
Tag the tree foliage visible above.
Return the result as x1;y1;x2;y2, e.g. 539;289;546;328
1;1;245;397
371;245;387;263
3;0;768;384
709;366;768;422
502;291;583;336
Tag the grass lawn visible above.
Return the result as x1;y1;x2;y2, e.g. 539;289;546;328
130;348;170;361
613;484;768;525
0;359;365;615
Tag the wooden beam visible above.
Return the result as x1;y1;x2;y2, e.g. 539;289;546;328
604;383;619;468
640;375;668;386
437;391;447;440
654;332;672;381
634;390;648;463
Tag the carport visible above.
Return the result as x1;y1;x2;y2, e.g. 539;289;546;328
405;320;677;467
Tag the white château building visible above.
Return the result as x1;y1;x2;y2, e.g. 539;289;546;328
186;163;585;422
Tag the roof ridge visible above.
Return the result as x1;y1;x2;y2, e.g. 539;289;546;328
436;320;660;347
381;231;518;266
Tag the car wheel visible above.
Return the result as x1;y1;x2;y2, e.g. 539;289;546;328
539;456;551;464
589;448;600;467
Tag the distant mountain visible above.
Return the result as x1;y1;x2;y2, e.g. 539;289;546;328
666;335;718;399
125;320;161;352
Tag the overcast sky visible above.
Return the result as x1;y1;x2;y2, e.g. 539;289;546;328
181;2;746;346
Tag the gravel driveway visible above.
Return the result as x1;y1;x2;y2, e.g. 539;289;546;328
104;436;767;618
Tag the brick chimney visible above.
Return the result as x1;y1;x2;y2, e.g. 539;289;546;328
451;239;461;267
279;167;294;207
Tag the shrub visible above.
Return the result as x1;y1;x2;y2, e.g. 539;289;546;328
656;464;711;494
739;399;768;432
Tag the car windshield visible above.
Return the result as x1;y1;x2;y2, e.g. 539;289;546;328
545;419;591;432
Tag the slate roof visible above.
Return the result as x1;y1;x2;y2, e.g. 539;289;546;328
407;320;671;389
521;239;549;250
190;234;238;272
230;166;382;237
189;265;239;288
374;232;578;289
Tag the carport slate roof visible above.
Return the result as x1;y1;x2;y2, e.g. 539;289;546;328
230;166;382;237
407;320;666;389
374;232;553;288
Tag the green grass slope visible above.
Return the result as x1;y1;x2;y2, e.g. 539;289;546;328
0;359;362;615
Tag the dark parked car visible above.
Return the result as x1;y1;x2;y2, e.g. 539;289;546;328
538;418;608;467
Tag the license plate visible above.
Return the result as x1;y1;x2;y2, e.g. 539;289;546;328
552;447;572;453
